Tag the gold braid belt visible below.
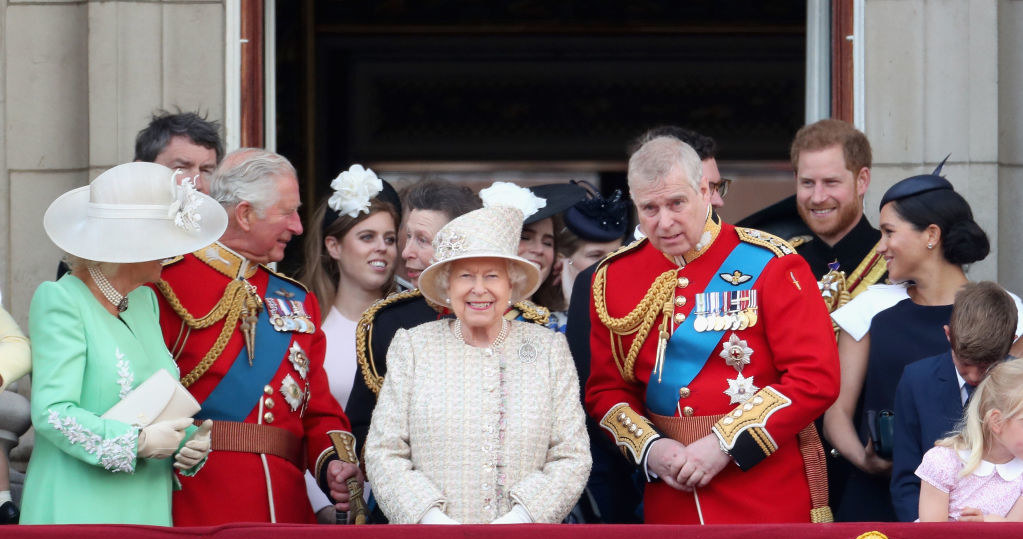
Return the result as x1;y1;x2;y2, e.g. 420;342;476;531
592;266;677;383
156;278;262;387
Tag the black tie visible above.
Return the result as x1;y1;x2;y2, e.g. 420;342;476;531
964;383;976;406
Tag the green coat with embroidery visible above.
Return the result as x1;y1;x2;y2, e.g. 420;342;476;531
20;275;196;525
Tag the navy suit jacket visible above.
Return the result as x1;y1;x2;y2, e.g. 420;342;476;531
890;351;965;521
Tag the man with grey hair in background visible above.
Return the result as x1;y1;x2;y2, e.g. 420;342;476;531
152;148;365;525
584;136;839;523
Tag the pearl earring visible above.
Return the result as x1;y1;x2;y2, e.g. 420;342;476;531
445;297;451;304
508;299;512;306
927;243;934;250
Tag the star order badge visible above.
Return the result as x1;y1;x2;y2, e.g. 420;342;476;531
719;333;753;370
280;374;304;411
724;372;759;404
288;342;309;379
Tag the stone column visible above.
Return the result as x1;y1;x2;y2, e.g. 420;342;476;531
863;0;1018;288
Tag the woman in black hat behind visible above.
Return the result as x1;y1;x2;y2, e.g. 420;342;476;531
823;164;1023;522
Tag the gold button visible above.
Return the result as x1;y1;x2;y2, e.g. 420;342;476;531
674;313;686;324
677;277;689;288
263;385;273;396
682;406;694;416
679;387;691;398
263;412;274;423
264;398;274;409
674;296;687;307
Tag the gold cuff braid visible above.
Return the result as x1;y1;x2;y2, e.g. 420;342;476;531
592;266;676;383
599;403;660;465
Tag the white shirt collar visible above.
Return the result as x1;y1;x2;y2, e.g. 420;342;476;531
955;369;969;406
958;450;1023;480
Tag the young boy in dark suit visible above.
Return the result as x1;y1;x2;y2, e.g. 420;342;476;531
890;281;1019;521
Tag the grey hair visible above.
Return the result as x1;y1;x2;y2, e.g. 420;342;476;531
627;136;703;193
63;254;120;275
434;259;531;303
208;148;296;217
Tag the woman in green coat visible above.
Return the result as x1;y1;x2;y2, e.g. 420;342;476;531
20;162;227;525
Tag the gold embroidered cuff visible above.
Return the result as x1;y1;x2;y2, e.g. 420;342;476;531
711;387;792;470
600;403;660;466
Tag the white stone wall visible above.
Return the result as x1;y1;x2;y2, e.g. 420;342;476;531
863;0;1022;294
1;0;225;326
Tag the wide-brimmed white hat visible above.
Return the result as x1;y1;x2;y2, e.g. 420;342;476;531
419;183;545;306
44;162;228;263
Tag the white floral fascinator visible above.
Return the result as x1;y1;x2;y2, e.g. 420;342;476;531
478;181;546;219
328;164;383;218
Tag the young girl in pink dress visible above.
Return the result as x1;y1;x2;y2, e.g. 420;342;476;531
917;358;1023;522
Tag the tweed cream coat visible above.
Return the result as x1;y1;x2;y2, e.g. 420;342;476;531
365;319;591;524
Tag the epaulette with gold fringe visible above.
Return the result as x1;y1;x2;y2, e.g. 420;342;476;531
787;234;813;249
355;289;424;396
735;227;796;257
506;300;550;325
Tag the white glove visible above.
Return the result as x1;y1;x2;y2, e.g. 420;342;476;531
491;504;532;524
420;506;459;524
174;419;212;470
137;417;192;459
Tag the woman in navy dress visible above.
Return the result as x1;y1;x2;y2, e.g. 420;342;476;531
824;165;1020;521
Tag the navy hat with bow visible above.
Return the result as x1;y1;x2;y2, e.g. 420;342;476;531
879;154;953;209
563;183;629;242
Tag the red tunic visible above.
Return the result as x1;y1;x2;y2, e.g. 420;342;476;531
154;244;353;525
585;219;839;524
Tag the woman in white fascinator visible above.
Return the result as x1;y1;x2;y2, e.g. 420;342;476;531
20;162;227;525
297;164;399;522
365;182;591;525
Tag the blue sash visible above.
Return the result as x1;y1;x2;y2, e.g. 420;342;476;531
197;273;307;422
646;242;773;416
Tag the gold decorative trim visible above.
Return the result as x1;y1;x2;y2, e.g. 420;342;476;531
712;386;792;452
592;266;676;383
599;403;660;466
787;234;813;249
161;254;184;266
669;209;721;265
355;289;424;396
735;228;796;258
505;300;550;325
329;430;359;465
195;242;257;279
846;242;887;299
156;277;257;388
811;506;834;523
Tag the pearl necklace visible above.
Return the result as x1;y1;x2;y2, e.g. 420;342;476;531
88;264;128;313
454;319;509;353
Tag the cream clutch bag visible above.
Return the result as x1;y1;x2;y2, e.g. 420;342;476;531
102;369;200;427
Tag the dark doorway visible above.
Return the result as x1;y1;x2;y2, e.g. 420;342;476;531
275;1;806;225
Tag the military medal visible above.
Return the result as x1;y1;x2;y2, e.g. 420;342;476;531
711;294;726;332
693;294;708;332
746;290;759;328
736;291;750;330
280;373;303;411
720;333;753;370
723;372;759;404
288;342;309;379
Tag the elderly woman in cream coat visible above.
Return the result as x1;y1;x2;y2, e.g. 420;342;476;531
365;183;591;524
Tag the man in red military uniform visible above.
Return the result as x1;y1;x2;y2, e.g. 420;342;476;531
585;136;840;524
154;148;363;525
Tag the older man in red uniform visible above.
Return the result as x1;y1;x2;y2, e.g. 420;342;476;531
154;149;363;525
585;136;840;524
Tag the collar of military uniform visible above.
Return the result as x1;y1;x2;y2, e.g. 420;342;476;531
194;241;259;280
664;206;721;267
